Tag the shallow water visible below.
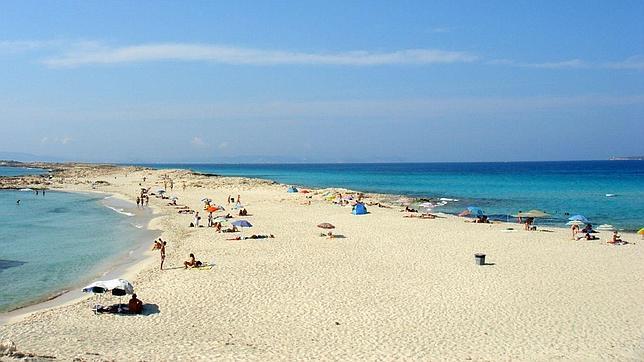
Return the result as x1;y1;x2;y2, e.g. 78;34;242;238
0;190;153;312
140;161;644;230
0;166;47;177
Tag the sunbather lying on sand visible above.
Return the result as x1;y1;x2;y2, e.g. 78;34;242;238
227;234;275;240
404;213;436;219
221;226;239;233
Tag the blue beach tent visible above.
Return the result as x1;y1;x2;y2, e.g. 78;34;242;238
352;203;368;215
287;186;298;193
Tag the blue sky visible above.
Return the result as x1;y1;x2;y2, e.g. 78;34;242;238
1;1;643;163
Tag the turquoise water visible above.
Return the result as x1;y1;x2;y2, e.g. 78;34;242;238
0;166;47;177
139;161;644;231
0;190;151;312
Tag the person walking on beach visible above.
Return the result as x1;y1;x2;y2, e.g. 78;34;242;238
194;212;201;227
136;197;141;207
237;194;241;204
182;181;186;191
145;196;149;206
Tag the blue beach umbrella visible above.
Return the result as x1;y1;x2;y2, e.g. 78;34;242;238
467;206;485;216
232;220;252;228
568;215;589;223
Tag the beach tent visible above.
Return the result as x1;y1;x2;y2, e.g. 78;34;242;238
352;203;368;215
287;186;299;193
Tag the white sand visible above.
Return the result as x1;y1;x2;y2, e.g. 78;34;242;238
1;166;642;361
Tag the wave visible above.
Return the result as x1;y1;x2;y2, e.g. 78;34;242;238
105;205;135;217
19;188;33;192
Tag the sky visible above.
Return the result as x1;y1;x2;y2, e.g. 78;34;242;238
1;0;643;163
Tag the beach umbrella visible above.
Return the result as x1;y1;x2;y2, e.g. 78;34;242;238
232;220;252;228
301;190;310;194
596;224;616;231
568;215;589;223
639;228;644;235
206;206;219;212
515;210;551;218
170;196;179;201
213;217;230;224
201;197;212;203
82;279;134;294
566;220;585;226
461;206;484;217
156;189;166;194
317;223;335;229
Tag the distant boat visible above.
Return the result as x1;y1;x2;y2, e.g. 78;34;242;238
606;194;616;197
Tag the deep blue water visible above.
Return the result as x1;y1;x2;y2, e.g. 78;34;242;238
139;161;644;230
0;190;151;312
0;166;47;177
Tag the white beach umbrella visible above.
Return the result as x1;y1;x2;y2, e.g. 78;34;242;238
82;278;134;294
566;220;585;226
596;224;616;231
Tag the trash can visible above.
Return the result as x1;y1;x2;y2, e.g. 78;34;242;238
475;253;486;266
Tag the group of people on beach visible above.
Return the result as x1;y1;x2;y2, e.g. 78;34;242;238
136;188;150;207
570;223;627;244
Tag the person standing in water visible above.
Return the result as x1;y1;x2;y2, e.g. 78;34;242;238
16;199;20;205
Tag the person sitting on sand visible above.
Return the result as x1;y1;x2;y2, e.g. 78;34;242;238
524;217;535;231
581;223;596;234
571;224;580;240
326;231;335;239
128;293;143;314
215;222;222;232
608;231;623;244
184;253;203;269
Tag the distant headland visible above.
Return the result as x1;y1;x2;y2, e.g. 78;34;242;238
608;156;644;161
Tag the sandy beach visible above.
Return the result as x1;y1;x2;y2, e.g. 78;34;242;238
0;164;642;361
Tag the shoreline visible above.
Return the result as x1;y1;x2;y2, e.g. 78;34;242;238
139;163;643;232
0;188;161;324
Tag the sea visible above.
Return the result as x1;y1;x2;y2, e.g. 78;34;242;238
139;161;644;231
0;167;154;313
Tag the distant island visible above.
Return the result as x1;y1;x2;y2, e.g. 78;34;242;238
609;156;644;161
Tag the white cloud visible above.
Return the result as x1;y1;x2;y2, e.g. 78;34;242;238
190;136;208;147
41;43;478;67
604;55;644;70
522;59;587;69
11;94;642;125
489;56;644;71
40;136;72;145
